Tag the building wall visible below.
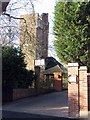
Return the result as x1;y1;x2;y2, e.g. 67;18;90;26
20;13;38;70
20;13;49;70
40;13;49;58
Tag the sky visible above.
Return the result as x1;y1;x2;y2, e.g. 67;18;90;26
6;0;59;60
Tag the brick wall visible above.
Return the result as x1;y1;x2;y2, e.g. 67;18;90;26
13;88;36;100
53;72;62;91
13;88;53;100
41;13;49;58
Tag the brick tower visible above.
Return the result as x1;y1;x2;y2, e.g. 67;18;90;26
20;13;49;70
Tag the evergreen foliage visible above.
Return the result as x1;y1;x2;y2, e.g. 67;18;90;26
53;1;90;72
2;46;35;88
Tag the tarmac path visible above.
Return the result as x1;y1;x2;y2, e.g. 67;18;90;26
2;90;68;118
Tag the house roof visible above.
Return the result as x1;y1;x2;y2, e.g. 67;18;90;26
43;57;65;75
45;57;63;69
43;65;63;75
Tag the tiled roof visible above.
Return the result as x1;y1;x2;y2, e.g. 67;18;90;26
45;57;63;69
43;57;65;74
43;65;63;75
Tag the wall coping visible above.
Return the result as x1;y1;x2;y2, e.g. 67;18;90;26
68;63;79;67
79;66;87;71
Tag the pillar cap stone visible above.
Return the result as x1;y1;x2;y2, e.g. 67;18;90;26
79;66;87;71
68;63;79;67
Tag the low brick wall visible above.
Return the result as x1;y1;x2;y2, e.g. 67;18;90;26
2;86;13;103
13;88;53;100
13;88;36;100
88;73;90;110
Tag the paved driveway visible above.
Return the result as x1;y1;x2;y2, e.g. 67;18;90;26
2;90;68;118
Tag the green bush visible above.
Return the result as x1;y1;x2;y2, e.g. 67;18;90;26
2;46;35;88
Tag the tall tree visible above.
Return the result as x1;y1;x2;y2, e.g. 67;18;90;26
53;1;90;72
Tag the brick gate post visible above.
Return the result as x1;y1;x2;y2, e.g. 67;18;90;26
68;63;88;118
79;66;88;117
68;63;79;117
35;66;40;92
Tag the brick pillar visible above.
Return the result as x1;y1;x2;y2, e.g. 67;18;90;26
79;67;88;117
35;66;40;90
68;63;79;117
53;72;62;91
